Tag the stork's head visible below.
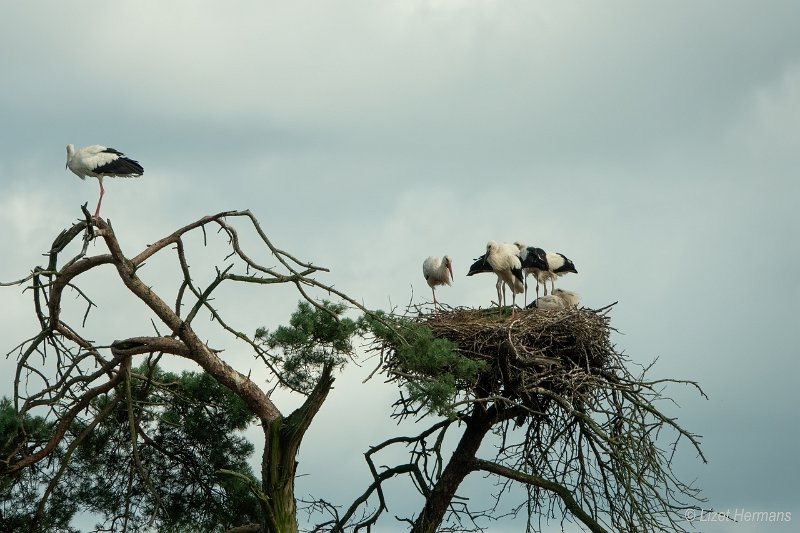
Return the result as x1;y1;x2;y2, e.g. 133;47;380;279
443;255;454;282
553;288;579;307
486;241;498;254
560;255;578;273
513;241;525;250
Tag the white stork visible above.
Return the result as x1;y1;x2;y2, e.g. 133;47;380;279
66;144;144;219
467;243;525;310
527;288;579;310
514;242;577;298
513;242;549;306
422;255;453;310
485;241;525;314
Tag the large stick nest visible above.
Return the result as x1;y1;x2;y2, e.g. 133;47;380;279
388;305;619;419
424;306;614;369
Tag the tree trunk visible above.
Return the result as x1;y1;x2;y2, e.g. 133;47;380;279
260;364;335;533
261;417;299;533
411;407;496;533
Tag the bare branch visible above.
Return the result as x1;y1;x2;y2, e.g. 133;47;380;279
472;458;608;533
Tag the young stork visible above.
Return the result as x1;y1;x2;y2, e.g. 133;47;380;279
467;244;525;310
527;288;580;310
66;144;144;219
513;242;549;306
422;255;453;310
485;241;525;314
514;242;577;298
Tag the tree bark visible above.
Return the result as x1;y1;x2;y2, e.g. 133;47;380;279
411;406;496;533
224;524;261;533
261;363;335;533
97;222;283;423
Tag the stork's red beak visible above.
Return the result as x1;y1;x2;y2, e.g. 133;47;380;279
447;263;454;282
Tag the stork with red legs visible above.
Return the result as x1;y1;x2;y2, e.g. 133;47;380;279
66;144;144;219
466;242;525;315
422;255;454;310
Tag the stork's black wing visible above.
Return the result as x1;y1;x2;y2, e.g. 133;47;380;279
95;148;144;176
467;254;492;276
521;246;548;270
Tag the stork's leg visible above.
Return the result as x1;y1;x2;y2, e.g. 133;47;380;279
94;180;105;219
495;277;503;308
512;284;522;317
432;287;438;310
523;277;529;308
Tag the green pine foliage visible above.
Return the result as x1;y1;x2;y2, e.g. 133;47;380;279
0;398;78;532
72;364;262;532
359;312;486;417
255;300;359;393
0;365;263;533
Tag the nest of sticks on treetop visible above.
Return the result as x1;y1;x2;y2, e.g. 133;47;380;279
382;303;619;421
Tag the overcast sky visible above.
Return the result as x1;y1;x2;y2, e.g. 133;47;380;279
1;1;798;531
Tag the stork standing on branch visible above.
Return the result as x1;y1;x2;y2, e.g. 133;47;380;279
66;144;144;219
422;255;453;310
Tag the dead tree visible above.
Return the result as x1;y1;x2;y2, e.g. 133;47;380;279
335;306;707;533
1;207;372;533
